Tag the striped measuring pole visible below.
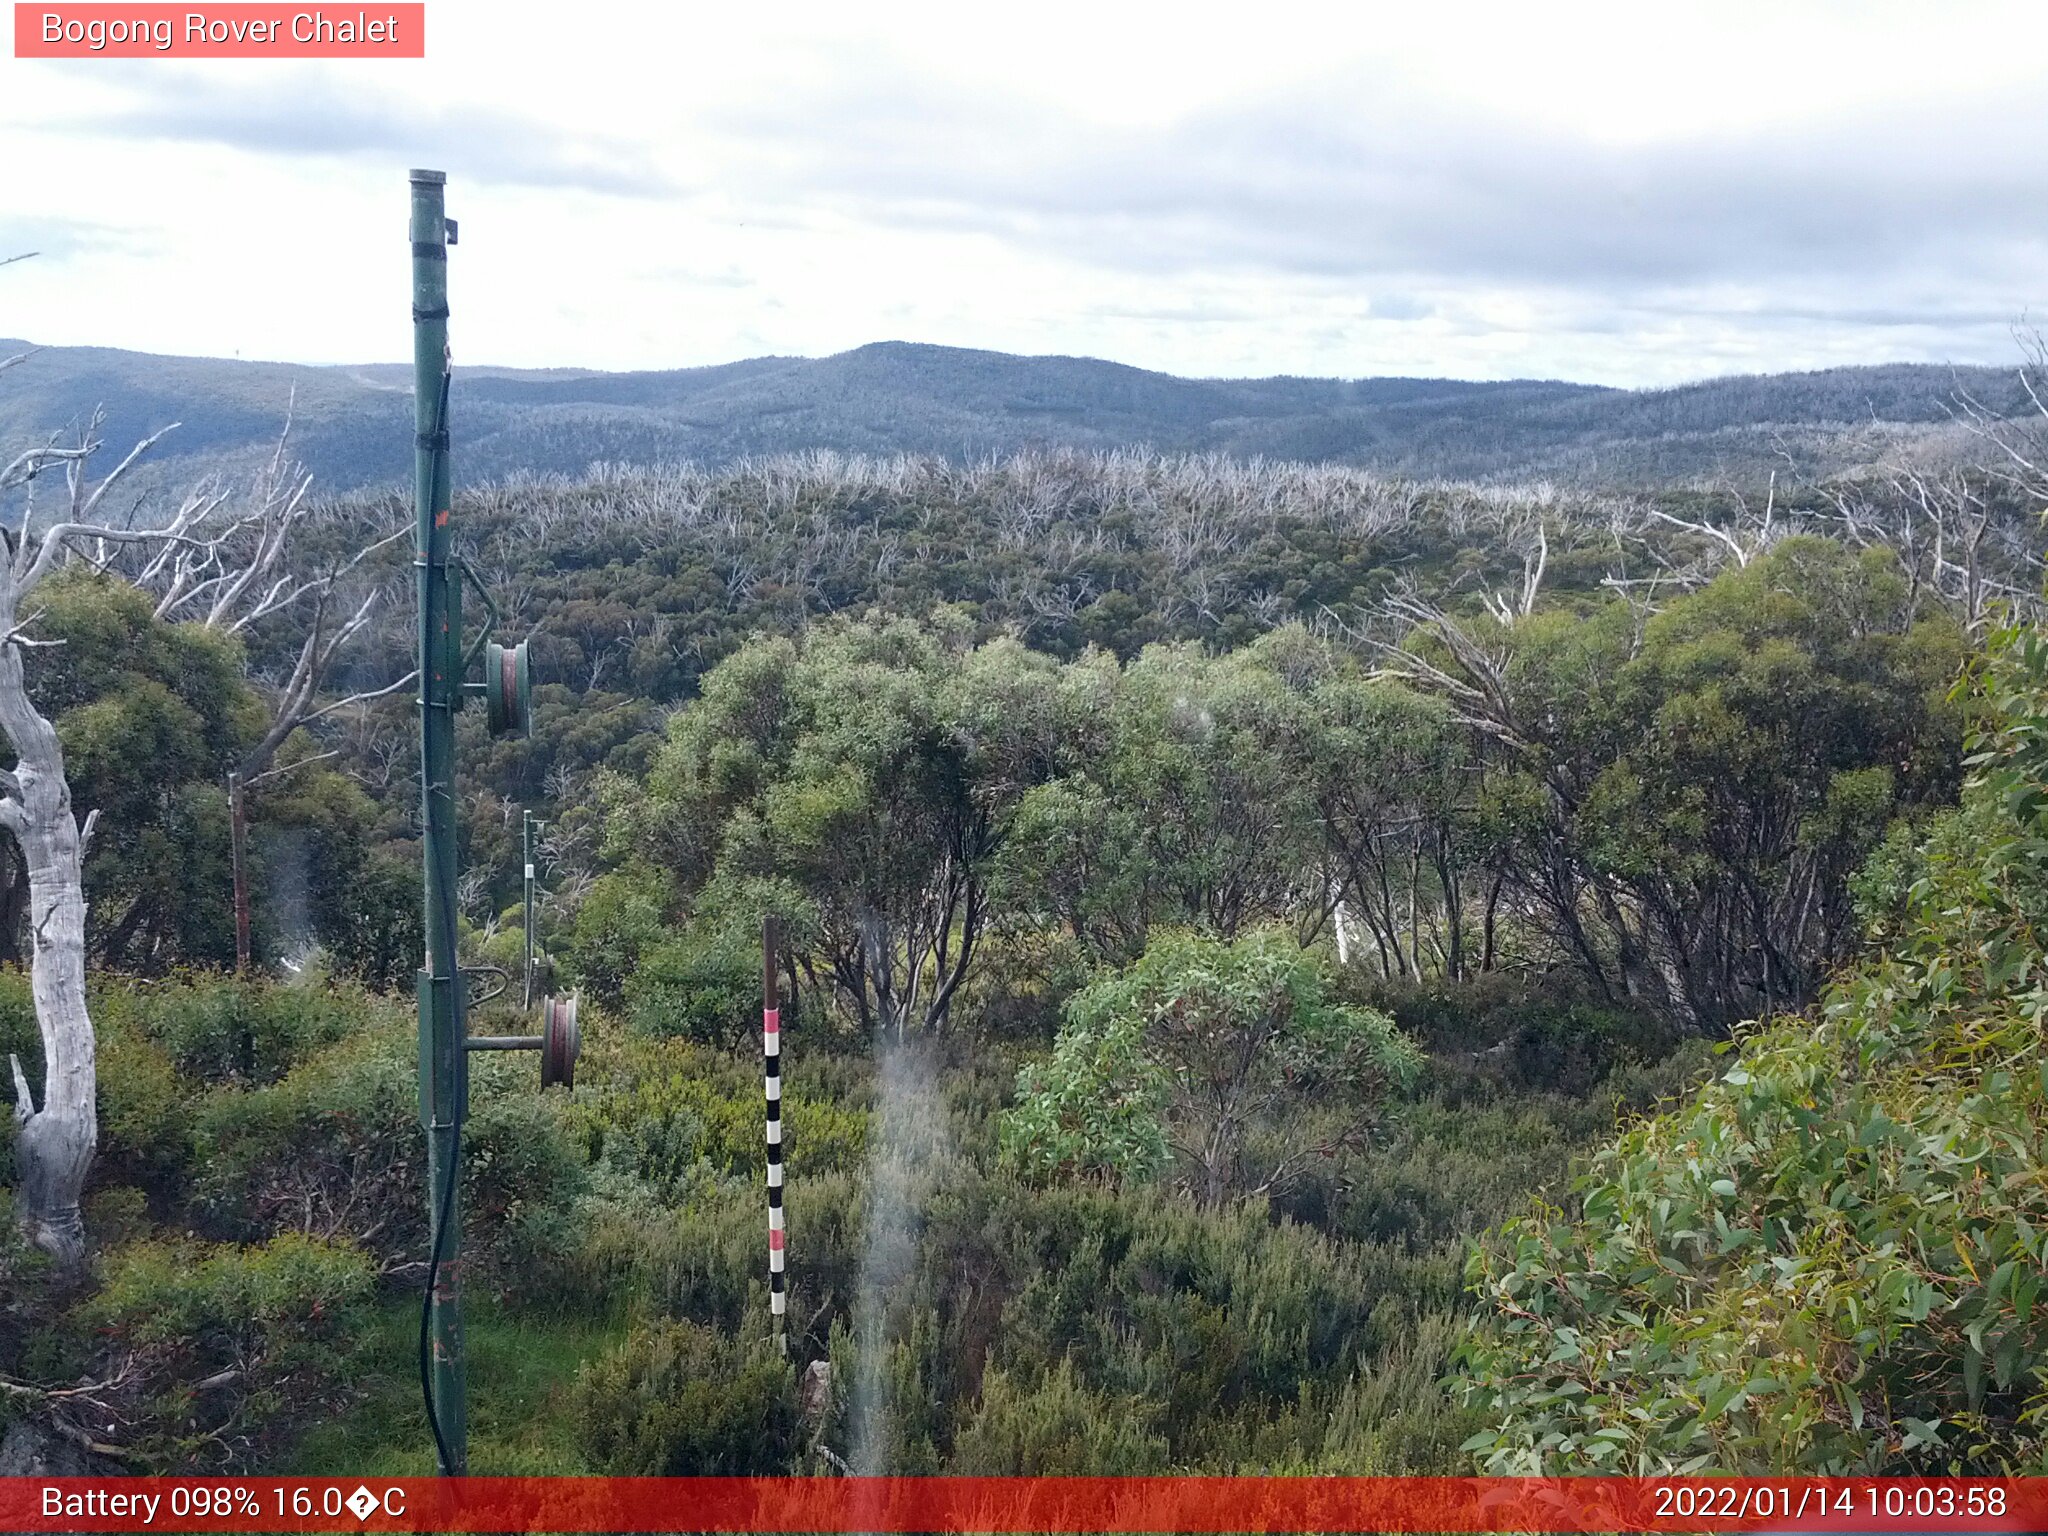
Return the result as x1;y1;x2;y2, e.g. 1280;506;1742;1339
763;914;786;1350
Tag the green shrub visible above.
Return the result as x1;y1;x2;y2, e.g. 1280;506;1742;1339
572;1318;797;1473
937;1180;1408;1464
93;1018;191;1191
1317;1313;1487;1473
190;1030;416;1252
320;849;420;992
462;1086;592;1296
952;1359;1168;1473
98;973;376;1085
1281;1093;1617;1250
1003;928;1419;1205
1358;972;1678;1100
579;1037;866;1196
473;918;528;982
950;925;1092;1043
0;967;35;1076
90;1231;372;1343
81;1184;152;1250
81;1233;373;1466
819;1306;948;1474
0;1188;66;1399
0;971;39;1186
650;1194;778;1335
192;1025;588;1300
782;1168;864;1333
559;1139;863;1342
625;928;758;1045
998;1011;1167;1188
569;868;667;1010
7;973;384;1197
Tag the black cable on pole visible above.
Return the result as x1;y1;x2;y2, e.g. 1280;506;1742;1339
419;1130;460;1475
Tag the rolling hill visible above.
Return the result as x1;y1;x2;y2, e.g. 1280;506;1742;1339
0;338;2025;495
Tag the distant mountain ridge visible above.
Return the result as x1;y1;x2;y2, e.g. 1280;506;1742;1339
0;338;2022;494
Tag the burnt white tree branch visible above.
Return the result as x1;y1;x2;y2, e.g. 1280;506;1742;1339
0;455;215;1266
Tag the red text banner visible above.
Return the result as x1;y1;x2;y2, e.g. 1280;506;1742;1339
2;1477;2046;1533
14;4;425;58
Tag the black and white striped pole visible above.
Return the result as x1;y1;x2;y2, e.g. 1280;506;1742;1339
763;913;786;1352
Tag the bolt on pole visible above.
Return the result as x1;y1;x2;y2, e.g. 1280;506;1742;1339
410;166;467;1477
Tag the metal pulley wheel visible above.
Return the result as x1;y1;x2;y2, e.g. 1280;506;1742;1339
539;993;580;1089
485;638;532;738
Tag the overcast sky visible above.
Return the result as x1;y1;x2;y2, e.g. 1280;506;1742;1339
4;0;2046;386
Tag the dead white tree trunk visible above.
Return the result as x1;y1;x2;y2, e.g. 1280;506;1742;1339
1481;517;1548;625
0;621;95;1267
0;403;192;1267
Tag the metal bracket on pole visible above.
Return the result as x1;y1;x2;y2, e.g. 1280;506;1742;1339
457;558;501;676
463;992;580;1090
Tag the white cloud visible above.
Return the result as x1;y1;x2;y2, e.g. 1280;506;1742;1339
1;0;2044;385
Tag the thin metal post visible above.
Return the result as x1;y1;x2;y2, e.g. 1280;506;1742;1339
411;166;466;1477
763;913;786;1351
522;811;537;1009
227;770;250;973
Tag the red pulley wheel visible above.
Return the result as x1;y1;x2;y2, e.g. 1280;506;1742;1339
484;638;532;738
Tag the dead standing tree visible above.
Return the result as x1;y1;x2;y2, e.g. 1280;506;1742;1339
0;397;209;1267
125;416;413;968
1949;331;2048;515
1480;514;1549;625
1344;581;1686;1021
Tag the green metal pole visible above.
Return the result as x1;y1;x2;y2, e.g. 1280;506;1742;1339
410;167;466;1477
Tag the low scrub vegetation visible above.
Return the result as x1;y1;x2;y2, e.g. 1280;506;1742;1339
3;434;2042;1475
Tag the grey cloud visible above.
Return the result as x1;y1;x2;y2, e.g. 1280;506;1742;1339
717;68;2048;302
62;73;685;199
1694;305;2021;328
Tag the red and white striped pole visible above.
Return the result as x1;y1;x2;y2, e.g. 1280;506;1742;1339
763;914;786;1351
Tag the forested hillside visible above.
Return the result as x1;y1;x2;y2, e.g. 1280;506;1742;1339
0;337;2029;495
2;395;2046;1476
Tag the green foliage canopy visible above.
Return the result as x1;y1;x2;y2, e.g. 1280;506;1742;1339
1004;928;1421;1205
612;615;1078;1038
1456;613;2048;1473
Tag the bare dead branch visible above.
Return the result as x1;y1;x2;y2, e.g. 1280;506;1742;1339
23;521;209;592
243;750;340;789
